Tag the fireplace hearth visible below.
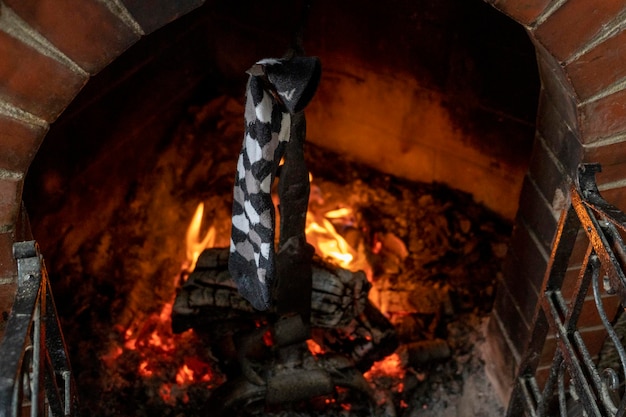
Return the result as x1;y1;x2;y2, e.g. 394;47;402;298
7;0;626;415
21;90;511;415
12;0;535;415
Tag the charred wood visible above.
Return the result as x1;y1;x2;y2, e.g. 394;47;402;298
172;247;398;372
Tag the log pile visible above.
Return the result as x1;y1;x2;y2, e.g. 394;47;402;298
172;248;399;415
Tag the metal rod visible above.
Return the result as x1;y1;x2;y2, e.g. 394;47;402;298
0;241;79;416
31;303;40;417
507;163;626;416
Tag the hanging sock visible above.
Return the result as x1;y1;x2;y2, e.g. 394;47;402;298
229;56;321;311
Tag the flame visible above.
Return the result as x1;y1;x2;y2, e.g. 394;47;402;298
305;215;356;269
185;202;216;272
323;207;354;220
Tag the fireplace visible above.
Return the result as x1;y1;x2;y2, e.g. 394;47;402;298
2;0;626;415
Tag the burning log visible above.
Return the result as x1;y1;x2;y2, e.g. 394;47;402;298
173;247;399;415
172;247;397;372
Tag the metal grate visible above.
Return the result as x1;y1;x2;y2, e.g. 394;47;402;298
0;241;79;417
507;164;626;417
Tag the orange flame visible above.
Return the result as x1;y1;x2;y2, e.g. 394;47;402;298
305;214;356;268
304;202;373;284
185;202;216;272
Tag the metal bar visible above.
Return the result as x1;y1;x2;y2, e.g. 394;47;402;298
0;273;41;416
31;302;41;417
0;241;79;417
591;248;626;415
519;378;538;417
537;348;563;416
543;287;603;417
507;163;626;416
557;359;568;417
507;201;581;417
563;245;595;333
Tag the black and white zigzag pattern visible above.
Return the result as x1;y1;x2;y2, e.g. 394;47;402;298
229;62;290;311
229;57;320;311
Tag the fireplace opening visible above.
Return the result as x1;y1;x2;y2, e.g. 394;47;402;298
20;0;539;416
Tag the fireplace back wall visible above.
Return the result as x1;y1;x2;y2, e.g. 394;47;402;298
4;0;626;408
19;0;538;358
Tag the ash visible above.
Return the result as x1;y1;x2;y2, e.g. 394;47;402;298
34;97;508;416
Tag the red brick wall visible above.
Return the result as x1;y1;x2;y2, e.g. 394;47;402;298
484;0;626;403
0;0;204;333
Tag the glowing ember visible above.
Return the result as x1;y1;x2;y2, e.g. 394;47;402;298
306;338;325;355
159;384;173;405
175;364;195;385
185;202;216;272
138;361;153;377
364;353;406;381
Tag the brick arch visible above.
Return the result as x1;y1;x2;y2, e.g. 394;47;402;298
0;0;205;327
486;0;626;404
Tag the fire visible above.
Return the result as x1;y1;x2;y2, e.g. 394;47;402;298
305;218;355;267
306;338;325;355
175;364;195;385
364;353;406;381
305;203;363;270
138;361;153;377
185;202;216;272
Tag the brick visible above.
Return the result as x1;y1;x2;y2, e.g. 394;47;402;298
491;0;551;26
503;247;541;324
0;176;22;228
0;31;87;121
484;313;519;401
579;326;610;358
0;231;17;336
493;283;532;350
536;50;579;135
516;176;558;252
528;135;568;207
534;366;551;391
561;266;582;302
122;0;204;34
0;232;16;281
534;1;626;63
569;229;589;269
577;294;620;329
566;30;626;101
4;0;141;74
585;140;626;187
592;186;626;218
0;114;47;173
585;139;626;168
536;94;583;173
538;332;556;367
580;89;626;143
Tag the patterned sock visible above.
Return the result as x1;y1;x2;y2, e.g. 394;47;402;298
229;56;321;311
